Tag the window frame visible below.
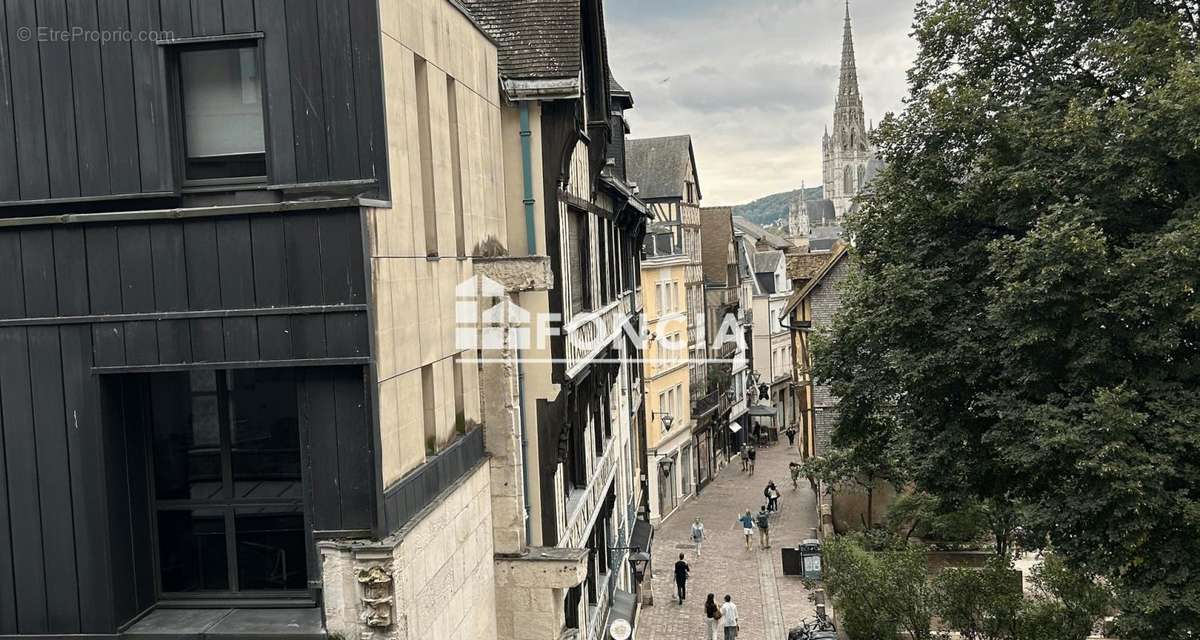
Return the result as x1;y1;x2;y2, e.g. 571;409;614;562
164;34;272;190
144;368;315;606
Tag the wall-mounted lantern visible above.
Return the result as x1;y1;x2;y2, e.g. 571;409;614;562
651;411;674;431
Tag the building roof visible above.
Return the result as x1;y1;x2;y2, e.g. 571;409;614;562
784;245;850;315
753;251;783;274
787;253;832;282
460;0;581;84
700;207;735;287
625;135;700;201
731;216;793;251
802;198;837;227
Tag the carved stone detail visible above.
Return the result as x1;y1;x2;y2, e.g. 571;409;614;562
355;565;394;628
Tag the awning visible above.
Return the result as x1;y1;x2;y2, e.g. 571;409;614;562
603;588;638;639
748;404;777;417
630;519;652;554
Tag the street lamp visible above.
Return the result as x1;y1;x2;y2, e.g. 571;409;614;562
651;411;674;431
659;456;674;477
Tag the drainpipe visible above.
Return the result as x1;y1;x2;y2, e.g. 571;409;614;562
520;103;537;255
517;101;536;547
516;353;533;547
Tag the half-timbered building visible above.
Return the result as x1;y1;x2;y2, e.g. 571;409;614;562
459;1;651;638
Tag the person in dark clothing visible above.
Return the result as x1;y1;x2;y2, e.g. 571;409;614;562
674;553;690;604
747;445;757;476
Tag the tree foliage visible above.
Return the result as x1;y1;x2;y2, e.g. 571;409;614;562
822;536;936;640
817;0;1200;635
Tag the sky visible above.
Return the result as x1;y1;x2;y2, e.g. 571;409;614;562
606;0;920;206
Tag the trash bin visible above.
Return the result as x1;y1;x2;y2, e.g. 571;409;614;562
799;539;822;581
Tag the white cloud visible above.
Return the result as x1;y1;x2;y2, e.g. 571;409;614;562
607;0;919;205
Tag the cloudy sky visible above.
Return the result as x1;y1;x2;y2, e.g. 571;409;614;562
606;0;920;206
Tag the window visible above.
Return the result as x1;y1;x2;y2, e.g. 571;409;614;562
149;370;306;596
178;44;266;182
568;210;592;315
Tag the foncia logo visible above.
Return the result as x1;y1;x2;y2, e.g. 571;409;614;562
454;275;749;364
455;274;532;351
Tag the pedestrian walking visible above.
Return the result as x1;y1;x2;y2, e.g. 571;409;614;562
740;442;750;472
747;445;757;476
691;518;705;556
721;594;740;640
674;553;690;605
738;510;755;551
789;461;802;489
785;425;797;448
756;505;771;549
767;482;780;513
705;593;723;640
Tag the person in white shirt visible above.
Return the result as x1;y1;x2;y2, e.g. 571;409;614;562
691;518;705;556
720;594;739;639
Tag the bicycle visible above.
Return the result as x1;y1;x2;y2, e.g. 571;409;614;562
785;615;836;640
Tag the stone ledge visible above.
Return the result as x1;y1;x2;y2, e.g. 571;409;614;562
495;547;589;589
474;255;553;292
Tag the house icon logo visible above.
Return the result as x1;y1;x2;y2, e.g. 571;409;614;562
456;274;532;351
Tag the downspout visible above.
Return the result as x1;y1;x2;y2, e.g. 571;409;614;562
517;102;536;547
520;103;537;255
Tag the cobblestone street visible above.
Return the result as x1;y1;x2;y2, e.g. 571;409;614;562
640;441;821;640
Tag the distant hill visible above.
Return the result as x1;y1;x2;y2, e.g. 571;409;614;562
733;185;824;229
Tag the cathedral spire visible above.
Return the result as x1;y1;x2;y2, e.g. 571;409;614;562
837;0;860;104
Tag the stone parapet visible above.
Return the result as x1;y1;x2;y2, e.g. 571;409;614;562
320;463;496;640
494;548;589;640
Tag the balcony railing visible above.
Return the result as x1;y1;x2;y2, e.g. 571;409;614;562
565;299;625;377
693;389;719;419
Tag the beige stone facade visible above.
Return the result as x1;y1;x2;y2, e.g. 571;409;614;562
321;463;496;640
320;0;505;638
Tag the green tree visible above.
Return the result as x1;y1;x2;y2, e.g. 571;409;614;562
1017;554;1113;640
933;560;1025;640
818;0;1200;635
822;536;935;640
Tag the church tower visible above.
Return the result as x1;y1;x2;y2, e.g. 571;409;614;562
822;0;875;220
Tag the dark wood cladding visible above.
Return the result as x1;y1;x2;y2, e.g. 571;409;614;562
0;0;386;204
382;427;486;535
0;207;371;634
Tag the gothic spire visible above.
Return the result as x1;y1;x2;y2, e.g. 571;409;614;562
837;0;860;104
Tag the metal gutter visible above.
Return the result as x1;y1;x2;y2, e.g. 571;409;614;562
0;197;358;228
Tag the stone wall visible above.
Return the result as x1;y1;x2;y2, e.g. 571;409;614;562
808;257;850;457
321;463;497;640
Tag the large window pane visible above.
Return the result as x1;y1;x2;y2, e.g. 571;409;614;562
151;373;223;501
226;369;302;499
235;510;308;591
180;46;266;180
158;509;229;592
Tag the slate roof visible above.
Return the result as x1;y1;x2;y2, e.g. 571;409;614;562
460;0;581;82
625;135;699;201
731;216;793;251
802;198;837;227
753;251;783;274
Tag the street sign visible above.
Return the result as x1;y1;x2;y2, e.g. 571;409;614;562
609;618;632;640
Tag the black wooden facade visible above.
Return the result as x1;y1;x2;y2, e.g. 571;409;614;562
0;1;398;636
0;208;375;635
0;0;385;207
